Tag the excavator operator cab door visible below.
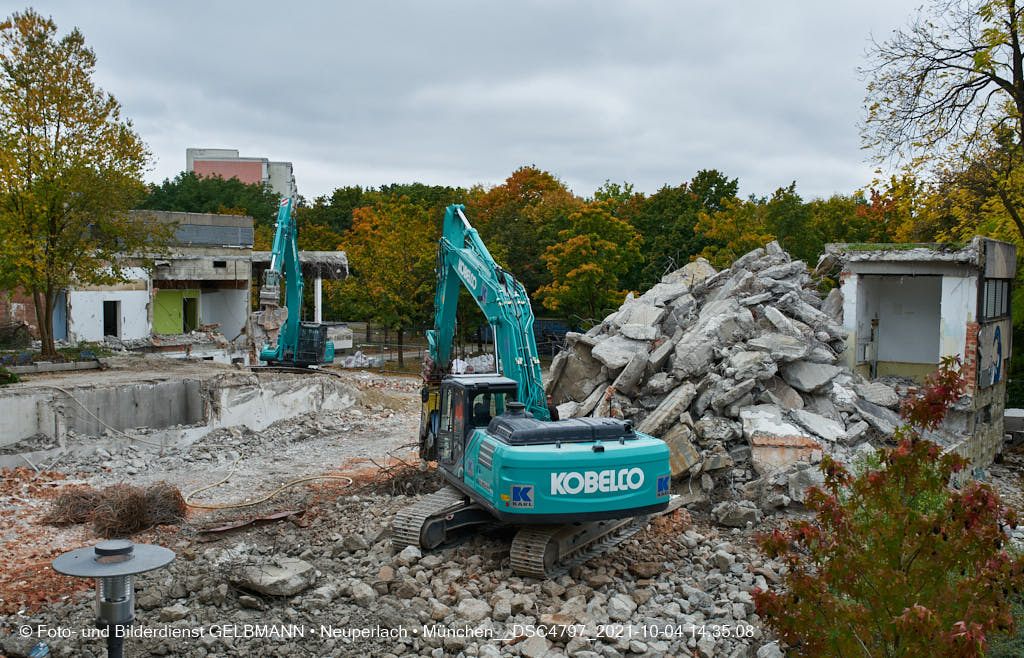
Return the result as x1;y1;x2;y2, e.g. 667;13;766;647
437;385;467;469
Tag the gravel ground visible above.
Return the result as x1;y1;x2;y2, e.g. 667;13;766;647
2;368;1023;657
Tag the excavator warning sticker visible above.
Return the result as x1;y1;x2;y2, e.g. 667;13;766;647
509;484;534;508
657;475;670;498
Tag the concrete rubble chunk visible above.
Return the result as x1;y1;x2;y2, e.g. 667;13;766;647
790;408;847;442
637;382;697;436
781;361;842;392
856;381;900;409
821;287;843;323
759;260;806;281
713;500;762;527
643;371;677;395
730;247;765;271
788;463;826;503
728;350;778;381
672;338;715;378
591;335;650;371
855;398;901;436
455;598;491;622
663;423;701;475
741;405;823;474
230;558;317;597
648;329;682;372
638;280;691;307
765;240;787;257
664;258;717;286
694;416;740;442
712;378;757;413
763;305;803;337
764;377;803;410
574;382;609;418
612;351;650;395
747;333;810;362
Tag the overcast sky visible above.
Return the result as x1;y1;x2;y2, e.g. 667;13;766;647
23;1;923;203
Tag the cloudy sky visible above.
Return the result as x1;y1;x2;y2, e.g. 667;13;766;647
24;1;923;202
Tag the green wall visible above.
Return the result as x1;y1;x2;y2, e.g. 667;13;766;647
154;289;199;334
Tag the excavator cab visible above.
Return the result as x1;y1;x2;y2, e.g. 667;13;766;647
427;374;518;470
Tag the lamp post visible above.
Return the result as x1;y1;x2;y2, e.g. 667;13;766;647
52;540;175;658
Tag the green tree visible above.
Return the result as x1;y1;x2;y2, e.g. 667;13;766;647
0;9;173;357
763;183;821;262
695;196;775;269
295;186;365;235
141;170;281;227
624;170;738;289
863;0;1024;241
338;197;438;364
537;202;642;323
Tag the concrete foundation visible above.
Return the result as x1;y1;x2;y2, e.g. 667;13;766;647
0;373;360;467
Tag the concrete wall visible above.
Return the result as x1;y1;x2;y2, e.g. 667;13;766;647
200;288;249;339
858;275;941;364
68;285;151;342
940;275;977;362
153;251;252;282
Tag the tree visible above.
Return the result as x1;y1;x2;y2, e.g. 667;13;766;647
755;358;1024;656
695;196;775;269
140;171;281;227
466;166;582;295
338;197;438;365
537;202;642;323
623;170;738;290
0;9;173;357
863;0;1024;240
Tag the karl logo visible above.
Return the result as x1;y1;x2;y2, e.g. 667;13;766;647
657;474;670;498
551;468;645;495
510;484;534;508
456;260;478;292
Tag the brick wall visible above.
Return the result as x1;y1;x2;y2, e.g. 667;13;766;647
963;321;979;394
0;288;40;337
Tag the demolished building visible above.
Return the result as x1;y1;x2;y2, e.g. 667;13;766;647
544;238;1013;518
825;236;1016;468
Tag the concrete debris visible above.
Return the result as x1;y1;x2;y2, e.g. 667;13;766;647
229;557;317;596
545;241;925;514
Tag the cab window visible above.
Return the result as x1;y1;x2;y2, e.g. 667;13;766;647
470;391;513;427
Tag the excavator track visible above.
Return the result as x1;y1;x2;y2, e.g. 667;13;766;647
391;486;474;551
510;495;684;579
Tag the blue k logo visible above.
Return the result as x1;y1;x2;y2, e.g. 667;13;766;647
657;475;670;497
510;484;534;508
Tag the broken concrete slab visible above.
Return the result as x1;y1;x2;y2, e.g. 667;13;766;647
781;361;842;393
638;280;691;307
694;416;741;443
741;405;823;473
764;377;803;410
672;339;715;378
727;350;778;382
663;423;701;476
711;378;757;414
664;258;717;287
821;287;843;324
591;335;650;371
713;500;762;527
855;398;902;437
612;351;650;395
648;330;681;372
856;381;899;409
230;558;317;596
789;408;846;442
550;342;607;402
637;382;698;436
747;332;810;362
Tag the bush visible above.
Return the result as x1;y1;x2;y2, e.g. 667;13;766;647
754;357;1024;656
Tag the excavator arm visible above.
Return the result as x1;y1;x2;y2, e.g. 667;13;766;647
426;204;548;420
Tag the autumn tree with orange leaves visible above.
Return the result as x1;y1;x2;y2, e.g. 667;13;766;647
339;197;438;364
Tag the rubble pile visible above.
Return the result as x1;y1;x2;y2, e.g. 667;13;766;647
546;242;907;515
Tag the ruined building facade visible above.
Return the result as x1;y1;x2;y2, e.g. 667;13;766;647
830;236;1016;468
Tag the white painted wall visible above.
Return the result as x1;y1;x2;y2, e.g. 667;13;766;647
68;290;150;342
200;289;249;339
67;268;151;343
940;275;977;361
858;275;941;364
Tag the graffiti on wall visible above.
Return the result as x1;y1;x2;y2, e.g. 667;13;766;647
978;320;1011;388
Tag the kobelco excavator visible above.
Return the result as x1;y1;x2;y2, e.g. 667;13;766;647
392;204;672;578
256;197;334;367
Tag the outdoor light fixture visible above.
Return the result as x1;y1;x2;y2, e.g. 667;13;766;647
52;540;175;658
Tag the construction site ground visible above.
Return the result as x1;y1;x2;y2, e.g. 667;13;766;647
1;361;1023;657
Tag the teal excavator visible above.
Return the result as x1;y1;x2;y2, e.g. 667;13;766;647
257;197;334;367
393;204;672;578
